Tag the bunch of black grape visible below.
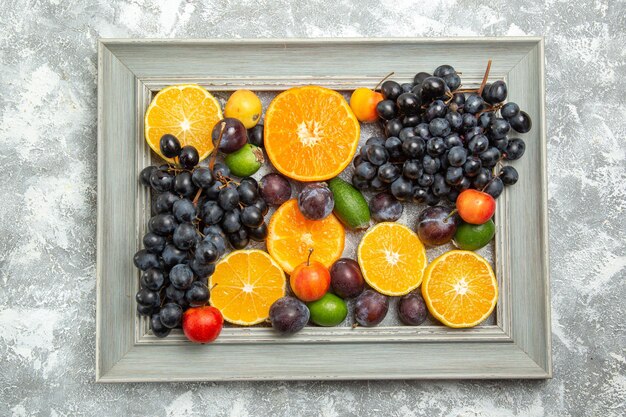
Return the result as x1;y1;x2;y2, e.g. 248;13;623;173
352;64;530;205
133;134;269;337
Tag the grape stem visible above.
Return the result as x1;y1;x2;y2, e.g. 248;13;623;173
192;187;203;207
477;59;492;96
209;123;226;171
374;72;395;91
481;157;506;192
475;102;504;117
443;209;457;223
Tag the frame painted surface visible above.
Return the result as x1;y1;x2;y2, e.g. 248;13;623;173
96;38;550;382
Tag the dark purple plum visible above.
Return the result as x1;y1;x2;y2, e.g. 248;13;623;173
398;292;428;326
297;182;334;220
269;296;310;334
355;290;389;327
369;193;403;222
211;118;248;154
259;173;292;206
330;258;364;299
416;205;458;246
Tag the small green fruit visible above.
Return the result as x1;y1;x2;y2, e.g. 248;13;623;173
224;144;264;177
453;219;496;251
307;293;348;327
327;177;370;229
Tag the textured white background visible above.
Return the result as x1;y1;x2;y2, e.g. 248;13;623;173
0;0;624;416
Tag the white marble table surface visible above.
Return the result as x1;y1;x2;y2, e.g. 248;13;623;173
0;0;624;416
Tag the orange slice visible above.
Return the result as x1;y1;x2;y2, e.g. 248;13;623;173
267;199;345;274
357;223;428;296
144;84;222;162
421;250;498;328
209;250;286;326
264;86;360;181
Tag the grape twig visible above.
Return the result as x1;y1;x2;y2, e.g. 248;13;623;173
209;122;226;172
374;72;395;91
478;59;492;96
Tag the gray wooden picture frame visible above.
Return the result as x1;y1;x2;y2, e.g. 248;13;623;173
96;38;551;382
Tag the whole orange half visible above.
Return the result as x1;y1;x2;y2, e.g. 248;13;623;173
144;84;222;162
264;86;360;181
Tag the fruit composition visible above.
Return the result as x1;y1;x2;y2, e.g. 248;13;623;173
135;63;533;342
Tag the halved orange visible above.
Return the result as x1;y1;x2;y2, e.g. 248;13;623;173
144;84;222;162
267;199;345;274
209;250;286;326
357;222;428;296
264;86;360;181
421;250;498;328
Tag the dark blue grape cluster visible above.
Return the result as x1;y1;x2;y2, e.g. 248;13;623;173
133;135;269;337
352;64;530;205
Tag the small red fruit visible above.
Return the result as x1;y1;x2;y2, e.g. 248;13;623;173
350;88;384;123
456;189;496;225
290;249;330;302
182;306;223;343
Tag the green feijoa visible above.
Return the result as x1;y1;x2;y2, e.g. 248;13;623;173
307;293;348;327
224;144;264;177
453;219;496;251
328;177;370;229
